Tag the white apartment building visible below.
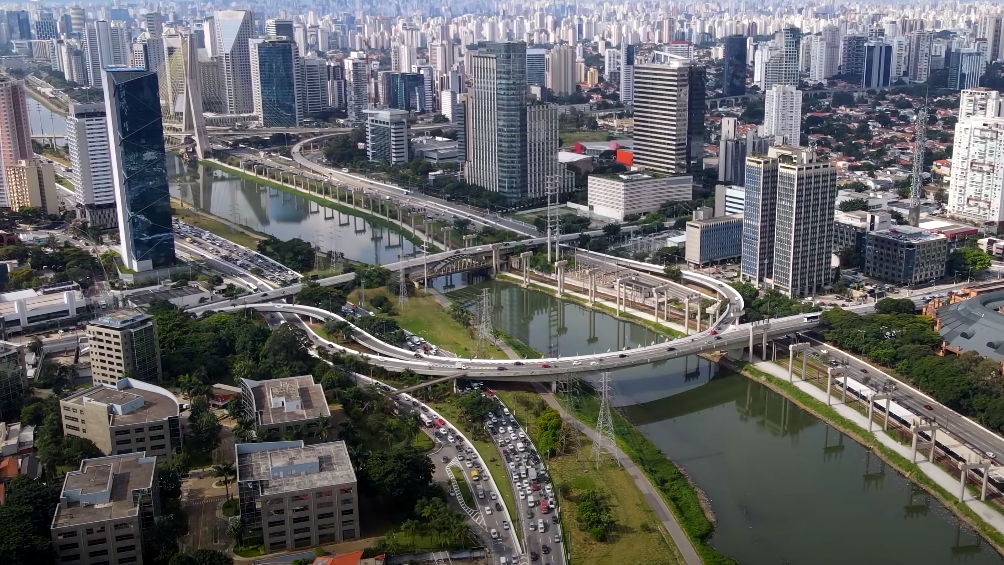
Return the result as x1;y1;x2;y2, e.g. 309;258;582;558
619;44;635;103
86;310;163;386
82;21;128;88
343;53;368;124
587;172;691;220
948;89;1004;225
546;44;576;96
763;85;803;145
908;30;934;82
364;108;410;164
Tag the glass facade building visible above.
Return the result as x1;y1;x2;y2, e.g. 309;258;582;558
103;67;176;272
250;37;301;127
723;35;747;96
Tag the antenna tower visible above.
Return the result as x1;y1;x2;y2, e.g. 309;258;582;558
473;288;493;357
909;91;929;227
591;372;617;469
397;253;409;308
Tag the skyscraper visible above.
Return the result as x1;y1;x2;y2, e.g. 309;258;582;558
466;41;529;202
103;68;176;273
301;58;327;116
742;147;837;295
6;11;31;41
526;47;547;87
841;35;868;80
908;30;934;82
723;35;747;96
0;78;32;209
67;102;116;229
768;26;801;87
214;10;255;114
265;18;294;39
948;49;986;91
364;108;410;164
344;52;368;124
763;85;802;145
250;37;302;127
32;11;56;40
948;89;1004;227
82;21;129;88
863;42;893;88
632;53;702;177
546;44;576;96
619;44;635;103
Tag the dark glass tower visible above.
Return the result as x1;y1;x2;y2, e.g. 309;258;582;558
250;37;301;127
723;35;747;96
103;67;176;272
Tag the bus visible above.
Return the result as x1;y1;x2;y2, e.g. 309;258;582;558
419;413;433;427
803;312;821;322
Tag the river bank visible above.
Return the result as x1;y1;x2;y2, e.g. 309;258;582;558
24;86;67;115
729;357;1004;558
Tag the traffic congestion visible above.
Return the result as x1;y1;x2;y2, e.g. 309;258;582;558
171;218;301;286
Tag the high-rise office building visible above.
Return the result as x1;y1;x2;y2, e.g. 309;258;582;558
250;37;302;127
0;342;24;422
86;310;163;385
214;10;255;114
546;43;576;96
103;68;176;273
68;6;85;34
980;16;1004;63
763;85;802;145
67;102;116;229
0;78;32;209
742;146;837;296
6;10;30;41
775;26;802;87
525;102;561;200
908;30;934;82
6;159;57;215
412;64;436;112
604;48;619;82
526;47;547;87
632;53;703;177
82;21;129;88
301;58;327;116
364;108;410;164
723;35;747;96
948;49;986;91
841;35;868;80
326;61;346;109
863;42;893;88
619;44;635;103
382;72;426;112
32;11;56;40
948;89;1004;227
265;18;294;39
344;52;368;124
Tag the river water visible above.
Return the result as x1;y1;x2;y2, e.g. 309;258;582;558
26;96;67;146
166;155;419;265
452;280;1004;565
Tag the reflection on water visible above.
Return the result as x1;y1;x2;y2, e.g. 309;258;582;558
27;97;68;146
166;156;418;265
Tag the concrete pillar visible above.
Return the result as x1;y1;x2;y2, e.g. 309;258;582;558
929;427;937;462
960;466;967;501
653;292;660;324
555;260;567;296
801;353;808;381
684;298;691;335
826;368;838;405
748;325;755;361
761;324;770;361
551;381;558;393
442;227;451;250
491;244;501;275
520;251;532;288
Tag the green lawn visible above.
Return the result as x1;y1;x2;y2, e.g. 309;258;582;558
233;544;265;557
171;204;264;249
450;466;476;507
56;177;73;190
221;498;238;517
413;431;434;450
559;130;614;145
347;288;508;360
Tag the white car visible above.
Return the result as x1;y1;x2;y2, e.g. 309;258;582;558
518;431;526;439
510;433;517;441
507;426;514;433
572;360;581;365
503;521;510;530
589;361;599;366
490;491;498;500
491;528;499;540
529;522;536;531
519;491;526;500
544;484;553;495
484;506;492;515
509;462;516;470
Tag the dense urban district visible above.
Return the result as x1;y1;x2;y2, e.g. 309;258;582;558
7;1;1004;565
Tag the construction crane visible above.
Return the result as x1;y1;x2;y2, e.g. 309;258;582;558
909;92;929;227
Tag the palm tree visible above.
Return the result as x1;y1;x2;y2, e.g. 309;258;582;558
226;516;246;548
315;416;332;441
283;424;305;441
233;418;256;443
338;420;359;445
224;397;244;421
27;336;42;358
213;460;237;500
400;519;421;550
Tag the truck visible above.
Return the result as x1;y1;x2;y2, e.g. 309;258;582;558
528;467;538;482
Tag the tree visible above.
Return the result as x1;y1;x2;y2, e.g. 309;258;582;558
295;282;347;310
535;407;564;456
226;517;247;548
831;91;856;108
874;298;917;315
663;265;682;282
188;397;221;451
361;445;435;509
27;336;42;358
452;216;472;233
602;223;621;237
454;391;496;424
315;415;332;441
190;549;233;565
323;319;354;343
838;198;870;212
212;460;237;499
837;246;861;269
949;246;993;275
178;373;210;400
157;464;183;501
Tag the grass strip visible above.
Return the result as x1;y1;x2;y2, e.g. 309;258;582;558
733;359;1004;557
450;465;476;508
557;389;737;565
495;329;542;359
200;159;433;250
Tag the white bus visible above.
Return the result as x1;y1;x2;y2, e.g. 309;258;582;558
803;312;821;322
420;413;433;427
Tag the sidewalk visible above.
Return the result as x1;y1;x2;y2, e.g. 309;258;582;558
748;358;1004;536
530;382;703;565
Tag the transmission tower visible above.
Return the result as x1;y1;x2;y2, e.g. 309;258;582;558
473;288;494;357
909;91;930;227
397;253;409;308
591;372;617;469
546;174;559;263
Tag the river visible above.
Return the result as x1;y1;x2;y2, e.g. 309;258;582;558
26;96;67;146
166;155;419;265
451;280;1004;564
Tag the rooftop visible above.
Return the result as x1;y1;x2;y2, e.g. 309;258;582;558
62;378;179;426
245;376;330;426
125;286;208;307
236;441;356;495
869;226;947;243
90;309;152;329
687;213;743;227
52;453;156;528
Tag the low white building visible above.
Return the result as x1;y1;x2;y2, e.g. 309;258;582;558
587;172;691;221
0;287;87;333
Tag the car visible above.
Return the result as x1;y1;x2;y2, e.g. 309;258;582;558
490;491;498;500
484;506;492;515
465;460;473;468
554;534;560;543
495;502;502;511
497;366;507;371
514;361;524;366
526;510;534;519
541;364;551;368
414;352;422;358
502;520;510;530
589;361;599;366
532;483;540;491
988;452;996;459
715;336;722;341
490;528;499;540
618;353;627;358
924;404;934;410
551;515;558;524
530;552;539;562
448;488;454;497
441;456;449;463
529;522;536;531
667;347;676;351
572;360;581;365
709;330;718;335
519;491;526;500
861;369;868;373
542;545;550;554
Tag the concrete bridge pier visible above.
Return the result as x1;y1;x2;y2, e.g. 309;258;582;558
960;461;992;502
520;251;533;287
788;343;809;382
911;420;939;463
463;234;477;248
748;325;754;361
826;366;842;405
490;244;502;275
555;260;568;296
868;392;893;432
760;323;770;361
587;269;597;303
442;227;451;250
684;297;691;335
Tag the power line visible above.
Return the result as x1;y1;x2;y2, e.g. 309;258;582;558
473;288;493;357
591;371;617;469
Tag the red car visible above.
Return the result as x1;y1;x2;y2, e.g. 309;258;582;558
541;364;551;368
924;404;934;411
437;418;446;425
486;390;494;396
709;330;718;335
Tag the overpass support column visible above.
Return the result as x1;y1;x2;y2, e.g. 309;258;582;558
520;252;533;288
490;244;501;276
910;421;938;463
788;343;809;383
959;460;992;502
551;381;558;393
760;323;770;361
748;325;755;361
555;261;567;296
442;227;451;250
684;297;691;335
587;270;596;303
826;367;842;405
868;392;891;432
